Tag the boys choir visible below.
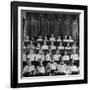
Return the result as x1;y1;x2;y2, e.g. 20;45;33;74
22;34;79;77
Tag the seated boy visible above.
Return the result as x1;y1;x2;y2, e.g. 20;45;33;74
53;50;61;63
23;60;36;77
70;50;79;67
62;51;70;65
55;61;68;75
36;49;45;63
46;49;52;62
28;60;36;76
36;61;46;76
27;49;36;64
68;62;80;74
46;56;57;76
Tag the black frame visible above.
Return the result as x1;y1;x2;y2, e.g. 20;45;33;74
11;1;88;88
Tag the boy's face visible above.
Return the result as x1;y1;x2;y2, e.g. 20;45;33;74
69;36;71;39
39;50;43;54
40;61;43;66
45;36;47;39
58;36;61;39
27;44;30;46
73;50;76;54
30;41;33;44
51;59;54;63
37;43;40;47
70;62;73;66
28;60;31;66
60;43;62;46
65;51;67;55
32;37;34;40
51;34;54;37
26;36;29;40
30;49;34;54
56;50;59;54
67;43;70;47
65;35;67;39
44;41;46;45
61;61;64;65
39;36;41;39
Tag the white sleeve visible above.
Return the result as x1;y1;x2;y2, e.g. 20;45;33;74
50;38;51;41
23;66;28;73
35;55;38;61
42;55;45;61
27;54;30;59
62;56;64;60
34;54;36;61
70;54;73;59
46;55;48;60
54;38;56;41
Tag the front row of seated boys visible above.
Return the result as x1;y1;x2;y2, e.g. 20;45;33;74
23;49;79;77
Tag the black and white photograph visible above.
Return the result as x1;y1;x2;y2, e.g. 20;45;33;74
22;10;80;77
11;1;87;88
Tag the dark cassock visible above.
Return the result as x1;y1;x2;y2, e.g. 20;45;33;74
58;19;63;36
54;21;60;37
71;19;79;41
33;18;40;38
63;18;71;37
23;19;27;40
25;19;30;37
30;17;35;37
46;19;51;37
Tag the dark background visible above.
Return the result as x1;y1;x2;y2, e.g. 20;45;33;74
21;10;79;41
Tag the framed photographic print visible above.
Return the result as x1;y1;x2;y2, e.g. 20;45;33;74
11;1;88;88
